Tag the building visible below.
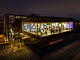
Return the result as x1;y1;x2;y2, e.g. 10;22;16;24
22;16;74;39
4;14;27;41
4;14;75;46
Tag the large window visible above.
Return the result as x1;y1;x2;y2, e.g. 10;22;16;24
51;22;73;34
22;22;73;37
37;23;52;36
22;23;38;35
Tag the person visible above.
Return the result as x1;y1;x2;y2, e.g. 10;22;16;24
50;28;52;34
59;27;61;33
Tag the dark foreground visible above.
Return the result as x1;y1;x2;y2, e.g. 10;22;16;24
0;32;80;60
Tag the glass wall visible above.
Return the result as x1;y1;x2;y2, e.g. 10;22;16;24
22;22;73;37
37;23;52;36
22;23;38;35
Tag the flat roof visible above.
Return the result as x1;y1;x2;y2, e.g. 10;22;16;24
22;16;75;22
4;14;75;22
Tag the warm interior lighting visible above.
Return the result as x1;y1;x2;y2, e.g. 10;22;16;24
22;22;73;37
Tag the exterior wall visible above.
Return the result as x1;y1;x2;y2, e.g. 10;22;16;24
4;15;9;41
3;14;27;41
0;23;3;34
4;14;16;41
3;14;75;41
22;16;75;22
74;21;80;30
22;22;74;38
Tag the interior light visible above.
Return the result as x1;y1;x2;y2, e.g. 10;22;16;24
44;23;46;26
59;24;61;27
56;22;58;26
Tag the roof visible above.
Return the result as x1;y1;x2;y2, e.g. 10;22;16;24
22;16;75;22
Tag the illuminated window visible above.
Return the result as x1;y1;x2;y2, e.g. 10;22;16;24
22;22;73;37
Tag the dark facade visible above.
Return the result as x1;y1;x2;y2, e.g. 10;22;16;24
74;20;80;30
0;20;3;34
3;14;27;40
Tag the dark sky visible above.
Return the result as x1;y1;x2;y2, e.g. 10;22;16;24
0;0;80;19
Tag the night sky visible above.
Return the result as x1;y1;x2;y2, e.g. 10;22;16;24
0;0;80;19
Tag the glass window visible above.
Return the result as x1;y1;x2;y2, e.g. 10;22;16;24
22;23;38;35
37;22;52;37
22;22;73;37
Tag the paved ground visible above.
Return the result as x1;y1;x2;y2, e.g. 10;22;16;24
0;32;80;60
